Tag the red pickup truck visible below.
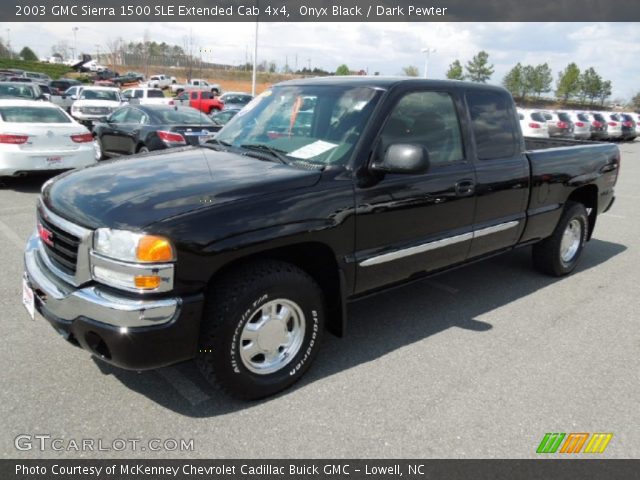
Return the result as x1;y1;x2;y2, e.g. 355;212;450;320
174;89;224;114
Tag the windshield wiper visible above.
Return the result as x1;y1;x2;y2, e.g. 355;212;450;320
200;138;232;151
239;143;289;164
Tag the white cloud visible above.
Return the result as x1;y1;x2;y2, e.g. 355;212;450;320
1;21;637;100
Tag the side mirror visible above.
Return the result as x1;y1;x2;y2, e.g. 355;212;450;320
70;95;77;100
39;93;51;101
370;144;430;175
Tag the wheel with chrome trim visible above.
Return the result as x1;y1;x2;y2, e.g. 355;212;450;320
93;136;104;161
196;260;325;400
532;201;588;276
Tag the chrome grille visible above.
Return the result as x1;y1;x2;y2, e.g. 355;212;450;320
37;210;80;275
36;200;93;287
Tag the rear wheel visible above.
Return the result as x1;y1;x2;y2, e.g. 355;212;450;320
137;145;149;154
196;260;325;400
532;201;588;276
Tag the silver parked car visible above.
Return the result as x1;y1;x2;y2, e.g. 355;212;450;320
562;111;591;140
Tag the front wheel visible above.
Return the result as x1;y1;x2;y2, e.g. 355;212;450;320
93;136;104;161
196;260;325;400
532;201;588;276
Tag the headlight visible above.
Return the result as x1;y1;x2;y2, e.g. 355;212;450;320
91;229;175;292
94;228;175;263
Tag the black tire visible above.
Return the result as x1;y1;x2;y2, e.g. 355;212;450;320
532;201;588;276
196;260;325;400
137;145;149;154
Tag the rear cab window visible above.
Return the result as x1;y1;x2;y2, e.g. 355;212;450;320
466;90;518;160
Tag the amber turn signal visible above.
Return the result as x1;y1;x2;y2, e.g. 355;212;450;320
136;235;175;262
134;275;162;289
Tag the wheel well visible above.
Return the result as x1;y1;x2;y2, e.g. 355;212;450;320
567;185;598;240
135;143;147;153
210;243;346;337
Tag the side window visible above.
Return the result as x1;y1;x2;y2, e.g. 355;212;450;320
125;109;146;124
379;91;464;167
466;91;518;160
134;90;144;99
191;92;198;100
109;108;129;123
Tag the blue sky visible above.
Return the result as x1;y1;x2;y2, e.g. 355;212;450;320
3;22;638;100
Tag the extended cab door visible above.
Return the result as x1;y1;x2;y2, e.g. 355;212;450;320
464;90;529;258
354;89;477;294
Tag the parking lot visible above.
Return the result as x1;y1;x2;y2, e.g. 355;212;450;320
1;139;639;459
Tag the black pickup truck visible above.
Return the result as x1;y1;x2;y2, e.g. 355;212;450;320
23;78;620;399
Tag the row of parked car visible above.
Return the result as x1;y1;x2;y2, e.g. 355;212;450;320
518;108;639;141
0;80;255;178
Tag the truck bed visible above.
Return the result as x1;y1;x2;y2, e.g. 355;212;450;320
524;136;604;151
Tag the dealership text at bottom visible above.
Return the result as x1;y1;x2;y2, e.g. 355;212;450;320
16;463;412;477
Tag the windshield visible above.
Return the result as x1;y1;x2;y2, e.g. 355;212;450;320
0;83;37;99
214;85;381;166
80;89;120;101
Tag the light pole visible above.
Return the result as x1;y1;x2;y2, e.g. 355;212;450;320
421;47;436;79
251;20;258;96
5;29;10;59
72;27;79;60
251;20;260;96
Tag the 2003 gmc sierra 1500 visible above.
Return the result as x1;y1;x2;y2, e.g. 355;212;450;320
23;78;620;399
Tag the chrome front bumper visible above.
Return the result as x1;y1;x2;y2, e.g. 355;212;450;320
24;233;179;328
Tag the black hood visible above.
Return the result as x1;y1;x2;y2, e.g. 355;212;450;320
43;148;322;230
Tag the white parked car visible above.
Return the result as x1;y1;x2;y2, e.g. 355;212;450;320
70;87;123;125
0;100;96;177
170;78;221;95
603;112;624;140
144;74;177;89
121;87;173;106
518;109;549;138
562;111;591;140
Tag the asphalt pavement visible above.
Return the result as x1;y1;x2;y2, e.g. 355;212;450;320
1;140;638;459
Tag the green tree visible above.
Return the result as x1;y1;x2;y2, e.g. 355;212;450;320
555;63;581;103
335;64;350;76
531;63;553;99
19;46;38;61
402;65;419;77
522;65;537;100
579;67;602;105
446;60;464;80
503;63;524;100
465;51;494;83
598;80;613;107
631;92;640;111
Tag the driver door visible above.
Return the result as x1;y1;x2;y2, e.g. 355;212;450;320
354;89;477;294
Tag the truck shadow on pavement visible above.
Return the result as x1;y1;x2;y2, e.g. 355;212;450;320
92;238;625;417
0;172;61;193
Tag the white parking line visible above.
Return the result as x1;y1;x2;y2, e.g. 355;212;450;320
156;367;210;406
0;219;26;250
603;214;626;219
426;280;459;294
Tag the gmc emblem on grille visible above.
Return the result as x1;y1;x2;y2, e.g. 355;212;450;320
37;223;54;247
